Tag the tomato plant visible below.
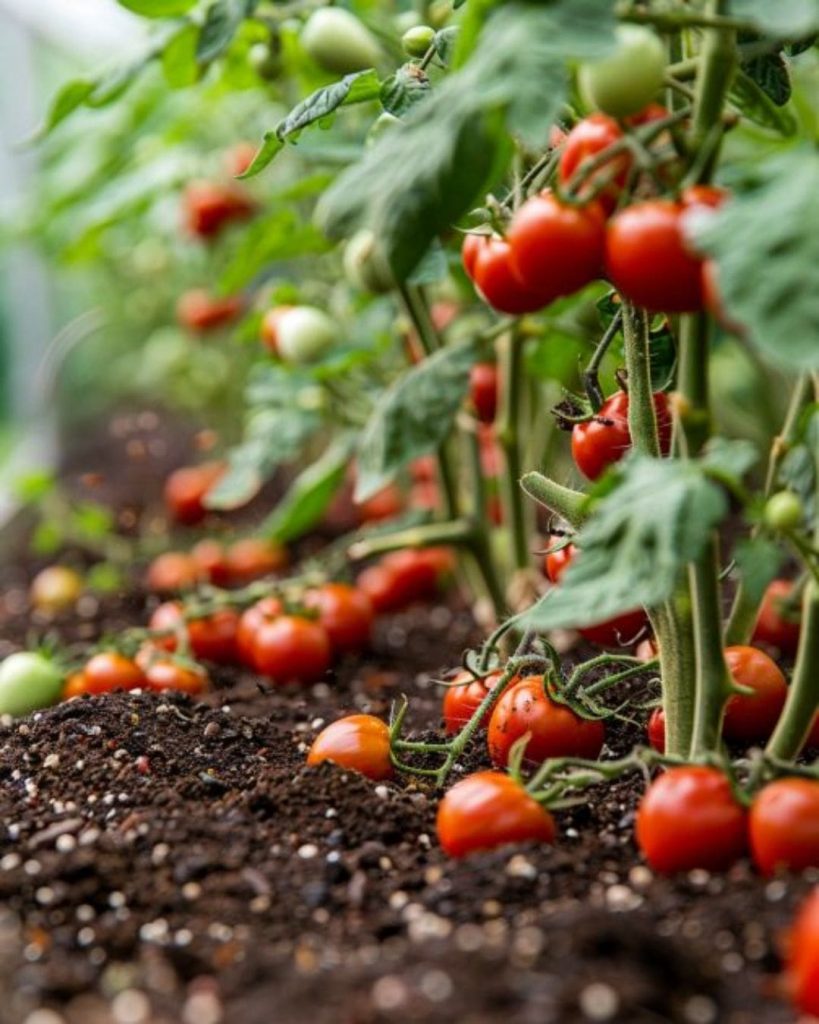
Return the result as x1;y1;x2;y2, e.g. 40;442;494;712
307;714;393;780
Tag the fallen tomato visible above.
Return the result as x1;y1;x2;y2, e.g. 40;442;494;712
303;583;374;655
442;669;510;736
236;596;284;668
253;614;332;683
146;551;201;593
83;652;145;695
307;714;392;780
164;462;226;526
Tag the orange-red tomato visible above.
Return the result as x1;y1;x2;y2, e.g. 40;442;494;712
443;669;510;736
191;539;232;587
303;583;374;654
646;707;665;752
260;305;294;355
436;771;556;858
750;778;819;876
702;260;746;336
146;551;201;593
63;672;89;699
307;714;393;780
786;888;819;1016
752;579;801;655
487;676;605;767
164;462;226;526
149;602;239;664
722;645;787;743
543;539;574;584
253;614;332;683
226;538;288;585
83;652;145;695
469;363;499;424
571;389;672;481
176;289;242;333
142;656;209;695
236;596;284;668
471;235;553;315
358;548;450;614
461;233;482;279
356;483;404;523
635;766;747;873
357;564;401;614
558;114;629;214
183;180;255;239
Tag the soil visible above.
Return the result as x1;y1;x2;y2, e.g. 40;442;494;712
0;411;810;1024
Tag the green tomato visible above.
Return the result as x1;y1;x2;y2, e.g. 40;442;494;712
276;306;337;364
300;8;381;75
764;491;804;532
402;25;435;58
578;25;666;118
0;652;64;717
343;230;395;294
249;42;282;81
427;0;452;30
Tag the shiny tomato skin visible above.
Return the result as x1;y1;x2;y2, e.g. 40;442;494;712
63;672;89;700
571;389;672;481
507;191;606;300
253;615;332;684
471;236;550;315
303;583;374;654
143;658;208;695
188;609;240;664
357;564;402;614
750;779;819;876
83;653;145;695
470;362;499;424
236;596;283;668
786;889;819;1016
647;708;665;752
722;645;787;743
307;714;392;780
176;290;241;333
164;462;226;526
146;551;201;593
436;771;556;858
635;766;747;874
752;579;801;655
605;199;704;313
148;601;188;653
443;670;509;736
558;114;629;214
226;538;288;585
183;181;254;239
380;549;441;604
191;540;231;588
461;233;482;279
544;540;575;584
487;676;605;767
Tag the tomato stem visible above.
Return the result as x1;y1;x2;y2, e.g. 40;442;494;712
497;329;532;572
519;472;588;529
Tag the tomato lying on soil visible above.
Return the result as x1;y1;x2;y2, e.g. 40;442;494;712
487;676;605;767
750;778;819;876
752;579;801;655
63;672;89;700
225;538;288;585
149;602;239;664
443;669;510;736
436;771;556;858
191;540;231;588
164;462;226;526
722;645;787;743
469;362;499;424
307;714;393;780
635;766;747;873
29;565;84;615
304;583;374;655
253;614;332;683
236;596;284;668
358;548;453;613
356;482;404;524
786;888;819;1016
571;389;672;481
141;656;209;695
146;551;201;593
83;653;145;695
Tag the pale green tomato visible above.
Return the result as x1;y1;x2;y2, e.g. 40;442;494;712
276;306;337;364
578;25;666;118
0;652;64;717
402;25;435;58
343;230;395;294
300;8;381;75
764;491;804;532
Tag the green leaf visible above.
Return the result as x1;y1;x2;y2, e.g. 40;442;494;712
522;456;729;630
118;0;196;14
86;563;125;594
380;65;430;116
71;502;115;540
355;337;480;502
728;69;797;134
406;240;448;286
162;22;200;87
219;207;331;293
731;0;819;39
741;52;792;105
263;436;354;544
35;79;96;138
434;27;459;64
732;537;785;606
197;0;257;63
31;521;63;557
700;437;760;483
691;148;819;372
13;470;56;504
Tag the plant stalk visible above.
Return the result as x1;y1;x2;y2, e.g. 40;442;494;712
497;330;531;571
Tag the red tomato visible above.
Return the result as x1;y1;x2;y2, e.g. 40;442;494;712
83;652;145;695
191;539;231;587
461;233;483;279
506;191;606;302
549;124;568;147
647;707;665;752
225;538;288;585
722;645;787;743
149;602;239;664
164;462;226;526
303;583;374;654
625;102;669;126
260;305;293;356
680;184;728;212
443;669;510;736
436;771;556;858
750;779;819;876
471;235;551;315
356;483;404;523
543;540;575;584
176;290;242;333
143;657;209;695
752;579;801;655
487;676;605;767
253;614;332;683
381;549;445;603
469;363;499;424
224;141;257;178
605;199;704;313
786;888;819;1016
146;551;201;593
307;714;392;780
236;596;283;668
183;180;255;239
635;766;747;873
571;389;672;481
558;114;629;214
357;564;402;614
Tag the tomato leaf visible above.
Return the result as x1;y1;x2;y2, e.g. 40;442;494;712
690;148;819;371
380;65;430;116
161;22;200;87
740;51;792;106
197;0;258;64
731;0;819;39
219;207;330;293
732;537;785;606
34;79;96;138
728;69;797;134
117;0;196;14
354;337;480;502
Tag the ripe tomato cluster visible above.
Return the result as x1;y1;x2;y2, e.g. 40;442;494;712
147;537;289;593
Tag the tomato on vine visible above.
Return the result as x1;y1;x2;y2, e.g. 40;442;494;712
470;235;551;315
146;551;201;593
469;362;499;424
236;596;283;668
142;656;209;696
304;582;374;654
225;538;288;585
149;602;239;664
558;114;629;214
752;579;802;655
442;669;509;736
436;771;556;858
176;290;242;333
571;389;672;480
722;645;787;743
307;714;393;780
750;778;819;876
578;25;666;118
253;614;331;683
183;181;254;239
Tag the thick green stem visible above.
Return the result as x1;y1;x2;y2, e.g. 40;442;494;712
677;314;712;455
766;582;819;760
622;300;660;457
649;598;697;757
688;0;736;182
497;331;530;571
348;518;475;561
520;472;588;530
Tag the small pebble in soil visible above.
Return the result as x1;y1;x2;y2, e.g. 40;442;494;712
578;981;620;1020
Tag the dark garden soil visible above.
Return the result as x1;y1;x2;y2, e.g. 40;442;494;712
0;412;810;1024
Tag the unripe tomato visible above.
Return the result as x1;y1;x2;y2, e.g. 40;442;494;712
225;537;288;585
183;181;254;239
469;362;499;423
402;24;435;57
146;552;201;593
84;652;145;695
487;676;605;767
578;25;666;118
635;766;747;873
558;115;629;215
303;583;374;655
750;778;819;876
236;596;283;668
260;305;294;355
176;290;242;333
274;306;336;364
249;41;281;80
787;888;819;1016
571;389;672;480
723;645;787;743
471;235;551;315
308;714;392;780
436;771;556;858
343;229;394;293
142;655;209;696
164;462;226;526
0;652;64;716
443;669;509;735
507;191;606;302
30;566;84;615
191;539;231;587
763;491;804;532
224;141;257;178
646;707;665;752
752;579;801;655
300;8;381;75
253;615;332;683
